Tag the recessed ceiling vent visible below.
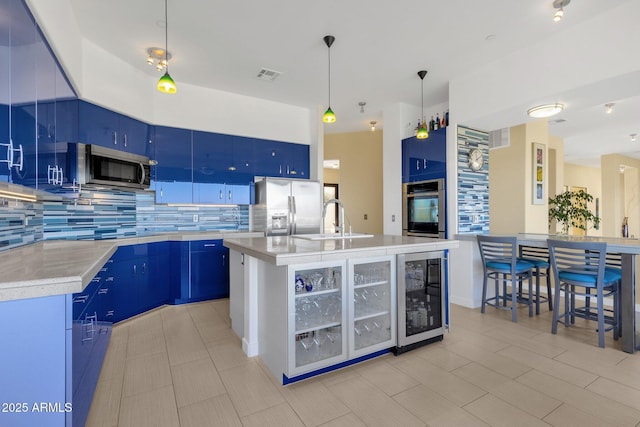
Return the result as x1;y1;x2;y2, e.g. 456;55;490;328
552;118;567;124
256;68;282;81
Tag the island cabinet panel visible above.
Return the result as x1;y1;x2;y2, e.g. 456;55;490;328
258;256;396;384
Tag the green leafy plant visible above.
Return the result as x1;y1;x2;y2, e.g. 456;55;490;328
548;189;600;234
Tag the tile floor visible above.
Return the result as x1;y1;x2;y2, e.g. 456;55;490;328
87;299;640;427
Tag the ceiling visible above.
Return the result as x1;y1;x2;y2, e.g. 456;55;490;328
65;0;638;167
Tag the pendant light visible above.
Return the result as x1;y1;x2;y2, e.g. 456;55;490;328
157;0;177;94
322;35;336;123
416;70;429;140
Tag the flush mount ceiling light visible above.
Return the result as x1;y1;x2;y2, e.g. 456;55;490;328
359;101;366;113
605;103;615;114
322;35;336;124
631;133;638;142
146;47;172;71
416;70;429;140
527;103;564;118
157;0;177;94
553;0;570;22
370;121;377;132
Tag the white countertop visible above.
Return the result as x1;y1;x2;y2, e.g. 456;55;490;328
223;234;459;266
0;231;262;303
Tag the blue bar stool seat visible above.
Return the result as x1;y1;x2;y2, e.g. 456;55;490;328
518;246;553;315
477;235;535;322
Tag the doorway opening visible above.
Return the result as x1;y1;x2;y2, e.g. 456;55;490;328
323;183;339;233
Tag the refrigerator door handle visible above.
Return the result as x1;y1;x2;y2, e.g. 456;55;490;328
290;195;297;235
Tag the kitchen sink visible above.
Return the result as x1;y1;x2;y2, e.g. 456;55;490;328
292;233;374;241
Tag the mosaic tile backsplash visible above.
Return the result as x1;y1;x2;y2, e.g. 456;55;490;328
457;126;489;234
0;187;249;252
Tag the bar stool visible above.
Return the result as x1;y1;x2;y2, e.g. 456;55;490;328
518;246;553;314
477;235;535;322
547;239;621;348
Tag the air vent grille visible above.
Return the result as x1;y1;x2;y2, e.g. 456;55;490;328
256;68;282;81
488;128;510;149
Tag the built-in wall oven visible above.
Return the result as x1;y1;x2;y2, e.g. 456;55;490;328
402;178;445;238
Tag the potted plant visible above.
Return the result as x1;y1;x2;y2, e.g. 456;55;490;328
548;189;600;234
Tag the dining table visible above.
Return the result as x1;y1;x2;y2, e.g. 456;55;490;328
517;233;639;353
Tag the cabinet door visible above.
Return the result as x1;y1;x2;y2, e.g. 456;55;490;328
153;126;192;182
10;104;37;186
288;261;347;376
287;143;309;179
78;101;119;148
226;136;254;185
348;256;396;358
192;130;231;183
0;103;8;182
254;139;285;177
227;184;250;204
118;114;149;155
110;259;139;322
189;240;229;301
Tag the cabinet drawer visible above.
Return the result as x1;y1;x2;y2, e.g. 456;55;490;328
190;239;224;252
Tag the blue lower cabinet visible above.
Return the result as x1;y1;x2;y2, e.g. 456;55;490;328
172;239;230;304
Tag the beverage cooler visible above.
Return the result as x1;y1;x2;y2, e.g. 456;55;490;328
394;251;445;354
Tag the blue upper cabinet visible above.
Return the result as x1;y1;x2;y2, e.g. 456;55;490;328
0;0;8;183
227;136;254;185
78;101;148;156
152;125;193;203
253;139;309;179
402;128;446;183
192;130;232;183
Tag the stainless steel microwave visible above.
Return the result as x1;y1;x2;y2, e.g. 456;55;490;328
69;143;151;190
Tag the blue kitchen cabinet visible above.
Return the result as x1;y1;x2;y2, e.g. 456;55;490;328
78;101;149;155
0;103;8;182
254;139;310;179
192;130;232;183
152;125;193;203
226;136;255;185
172;239;229;304
287;142;310;178
193;182;250;204
9;104;37;186
402;128;446;183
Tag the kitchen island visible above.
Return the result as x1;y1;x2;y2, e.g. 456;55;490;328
223;234;459;384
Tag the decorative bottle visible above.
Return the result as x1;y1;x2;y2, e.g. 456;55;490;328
622;217;629;238
434;114;439;131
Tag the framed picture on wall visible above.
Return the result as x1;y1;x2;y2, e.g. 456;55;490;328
533;142;545;205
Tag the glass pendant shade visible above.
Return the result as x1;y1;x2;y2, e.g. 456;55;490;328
157;71;177;94
323;107;336;123
416;123;429;139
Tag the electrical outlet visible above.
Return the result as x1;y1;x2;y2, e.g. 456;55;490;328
473;215;480;223
364;214;368;220
193;214;199;222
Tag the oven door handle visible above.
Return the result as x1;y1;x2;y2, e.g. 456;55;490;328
405;191;439;199
138;162;146;185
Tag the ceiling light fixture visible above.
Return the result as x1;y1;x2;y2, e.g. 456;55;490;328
605;103;615;114
527;103;564;118
146;47;172;71
322;35;336;124
631;134;637;142
416;70;429;140
552;0;570;22
359;101;366;113
157;0;176;94
370;121;377;132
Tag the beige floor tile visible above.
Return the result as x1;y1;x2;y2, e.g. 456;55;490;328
317;412;367;427
317;365;362;387
195;318;238;344
517;369;640;426
497;345;598;388
164;324;209;366
394;354;487;406
280;377;350;426
186;300;221;323
98;328;129;382
126;326;166;359
412;343;472;372
206;337;251;372
178;394;242;427
453;362;561;419
353;358;420;396
586;377;640;411
85;376;123;427
240;402;305;427
125;310;163;337
327;376;424;427
543;403;615;427
118;385;179;427
122;351;172;397
219;360;285;417
209;298;231;322
445;341;533;379
394;384;490;426
463;394;550;427
442;326;511;353
171;357;226;408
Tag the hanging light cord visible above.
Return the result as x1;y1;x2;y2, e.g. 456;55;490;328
327;43;331;107
164;0;169;71
421;77;424;125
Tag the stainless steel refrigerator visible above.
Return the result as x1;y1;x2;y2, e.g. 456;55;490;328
253;177;321;236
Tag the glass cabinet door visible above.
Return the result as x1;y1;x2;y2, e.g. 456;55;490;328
349;256;396;357
289;262;347;375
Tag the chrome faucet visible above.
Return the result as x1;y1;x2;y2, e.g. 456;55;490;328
322;198;345;236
